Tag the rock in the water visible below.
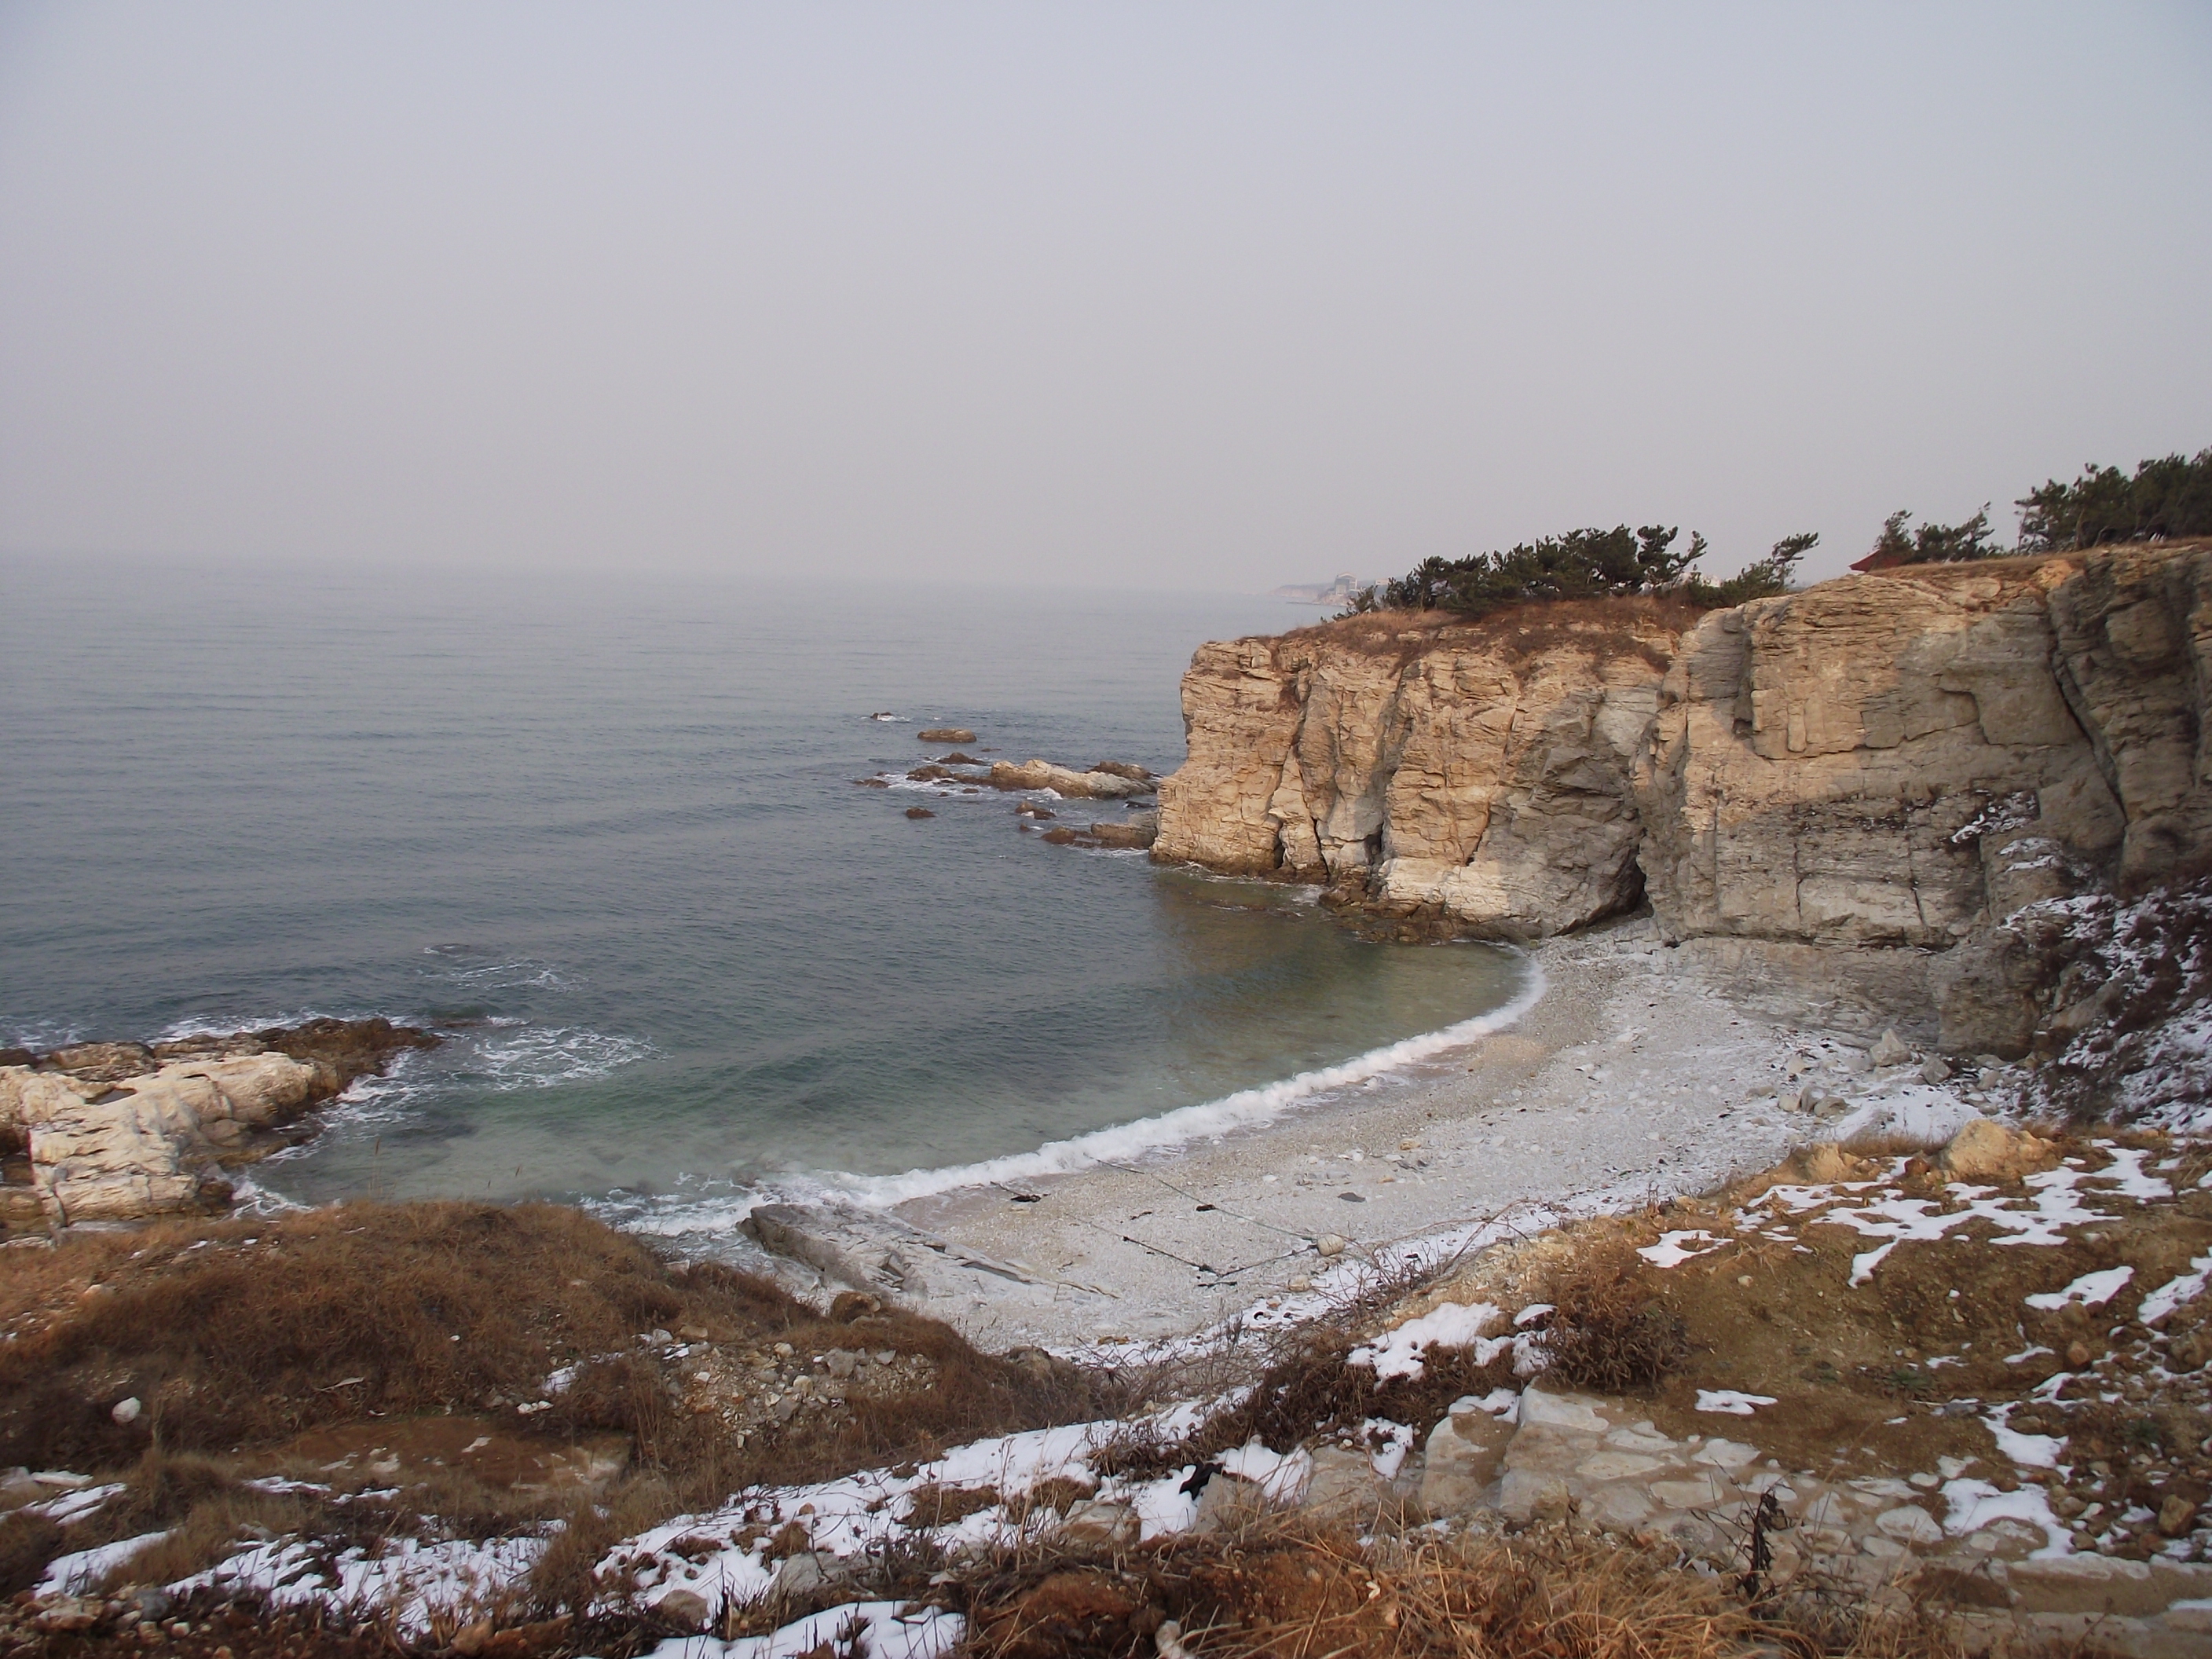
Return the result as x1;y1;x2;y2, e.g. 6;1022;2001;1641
1086;761;1156;785
905;807;936;819
16;1052;327;1224
917;727;976;744
1936;1117;2060;1181
5;1018;438;1226
988;760;1155;800
1089;822;1157;849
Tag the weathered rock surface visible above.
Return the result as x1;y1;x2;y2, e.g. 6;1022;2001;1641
1368;1379;2212;1640
987;760;1156;800
1155;542;2212;1049
1153;602;1687;938
1639;545;2210;1052
1;1018;437;1227
740;1203;1070;1320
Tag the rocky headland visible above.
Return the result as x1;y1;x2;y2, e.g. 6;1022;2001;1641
1155;541;2211;1101
0;1018;436;1228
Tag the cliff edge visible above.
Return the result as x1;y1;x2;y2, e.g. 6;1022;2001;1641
1156;540;2212;1071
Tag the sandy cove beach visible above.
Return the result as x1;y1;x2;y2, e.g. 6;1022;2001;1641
894;912;1956;1353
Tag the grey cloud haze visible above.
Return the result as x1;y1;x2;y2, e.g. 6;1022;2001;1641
2;2;2207;588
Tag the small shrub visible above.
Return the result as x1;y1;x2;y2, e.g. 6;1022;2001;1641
1542;1243;1688;1392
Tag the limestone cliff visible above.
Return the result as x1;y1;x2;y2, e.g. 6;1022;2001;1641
1154;600;1692;938
1156;541;2212;1055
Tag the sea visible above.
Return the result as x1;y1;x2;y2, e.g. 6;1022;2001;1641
0;555;1529;1248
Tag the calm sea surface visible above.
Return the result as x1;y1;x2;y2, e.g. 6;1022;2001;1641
0;557;1522;1238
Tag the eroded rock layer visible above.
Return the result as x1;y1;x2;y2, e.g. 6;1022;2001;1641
1154;599;1692;938
1156;542;2212;1054
0;1017;437;1226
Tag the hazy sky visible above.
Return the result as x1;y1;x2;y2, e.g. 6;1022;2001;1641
2;4;2207;590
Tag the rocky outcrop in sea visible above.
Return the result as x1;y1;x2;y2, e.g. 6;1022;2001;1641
0;1017;437;1227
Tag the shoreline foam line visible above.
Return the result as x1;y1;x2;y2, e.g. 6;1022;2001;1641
824;954;1549;1209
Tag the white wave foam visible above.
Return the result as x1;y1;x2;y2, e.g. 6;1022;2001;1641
429;958;574;992
153;1009;342;1042
463;1025;652;1090
817;958;1546;1207
3;1015;90;1050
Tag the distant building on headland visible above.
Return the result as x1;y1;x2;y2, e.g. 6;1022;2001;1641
1269;573;1372;606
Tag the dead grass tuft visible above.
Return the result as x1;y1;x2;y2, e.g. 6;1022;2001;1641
1540;1237;1689;1393
0;1510;62;1599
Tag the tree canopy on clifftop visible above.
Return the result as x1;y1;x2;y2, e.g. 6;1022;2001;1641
2016;448;2212;550
1341;526;1815;619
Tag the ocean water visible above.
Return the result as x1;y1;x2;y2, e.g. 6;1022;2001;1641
0;556;1525;1229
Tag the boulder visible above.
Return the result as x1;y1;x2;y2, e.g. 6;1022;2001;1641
1870;1030;1914;1068
1057;1498;1138;1545
1089;822;1157;849
917;727;976;744
988;760;1155;800
655;1588;712;1632
1300;1445;1388;1521
1936;1118;2060;1182
1190;1471;1270;1533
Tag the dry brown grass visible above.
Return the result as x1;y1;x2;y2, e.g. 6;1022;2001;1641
953;1514;2012;1659
0;1203;1109;1478
1540;1236;1690;1393
0;1200;1126;1622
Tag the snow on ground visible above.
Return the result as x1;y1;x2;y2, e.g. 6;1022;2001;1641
1346;1301;1502;1379
1738;1154;2145;1287
638;1601;964;1659
599;1398;1227;1624
38;1532;170;1598
174;1534;551;1636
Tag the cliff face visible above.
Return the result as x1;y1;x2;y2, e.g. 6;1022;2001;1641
1156;542;2212;1051
1154;602;1690;938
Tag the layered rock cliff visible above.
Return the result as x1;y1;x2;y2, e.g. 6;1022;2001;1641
0;1017;437;1226
1155;599;1693;938
1156;541;2212;1071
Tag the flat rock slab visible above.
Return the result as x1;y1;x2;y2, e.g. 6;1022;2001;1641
742;1203;1070;1318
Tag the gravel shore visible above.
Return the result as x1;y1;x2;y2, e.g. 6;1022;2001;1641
895;913;1893;1352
